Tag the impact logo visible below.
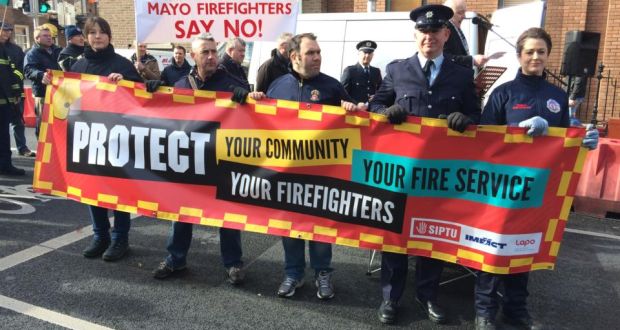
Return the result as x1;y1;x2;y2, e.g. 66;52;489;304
410;219;461;243
464;234;507;249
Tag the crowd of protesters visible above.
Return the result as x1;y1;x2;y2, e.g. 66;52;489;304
0;0;601;328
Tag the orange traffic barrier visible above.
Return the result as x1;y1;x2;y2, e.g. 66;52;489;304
23;87;36;128
574;138;620;218
608;118;620;139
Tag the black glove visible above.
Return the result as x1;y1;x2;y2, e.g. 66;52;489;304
231;86;249;104
145;80;163;93
383;104;408;124
447;112;473;133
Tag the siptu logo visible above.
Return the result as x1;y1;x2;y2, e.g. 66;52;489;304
416;221;428;235
411;219;461;242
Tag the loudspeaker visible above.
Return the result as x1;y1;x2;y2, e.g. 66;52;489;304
560;31;600;77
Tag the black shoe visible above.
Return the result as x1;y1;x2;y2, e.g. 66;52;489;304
502;314;542;330
82;239;110;258
102;240;129;261
0;165;25;176
378;300;397;324
18;149;36;157
152;261;187;279
475;315;497;330
416;298;447;324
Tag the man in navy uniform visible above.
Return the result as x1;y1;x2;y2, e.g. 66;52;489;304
340;40;382;103
369;4;480;325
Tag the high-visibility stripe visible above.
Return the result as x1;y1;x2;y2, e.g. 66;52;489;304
13;70;24;80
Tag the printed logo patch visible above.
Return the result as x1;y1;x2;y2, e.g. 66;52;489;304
310;89;320;102
546;99;561;113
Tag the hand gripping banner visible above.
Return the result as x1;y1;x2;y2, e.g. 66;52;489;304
34;71;588;274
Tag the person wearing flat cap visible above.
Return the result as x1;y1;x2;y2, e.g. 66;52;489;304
58;25;85;71
370;4;480;325
340;40;382;103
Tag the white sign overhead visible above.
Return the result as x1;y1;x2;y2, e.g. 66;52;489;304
134;0;300;43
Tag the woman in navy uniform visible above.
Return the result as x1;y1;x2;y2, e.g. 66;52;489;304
340;40;382;103
475;27;598;330
369;4;480;325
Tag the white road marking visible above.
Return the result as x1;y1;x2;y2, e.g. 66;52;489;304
565;228;620;241
0;193;39;199
0;215;137;329
0;294;114;330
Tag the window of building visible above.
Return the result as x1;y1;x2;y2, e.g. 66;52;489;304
388;0;425;12
498;0;540;8
13;25;30;50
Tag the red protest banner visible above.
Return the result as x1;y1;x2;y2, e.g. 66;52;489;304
34;71;587;274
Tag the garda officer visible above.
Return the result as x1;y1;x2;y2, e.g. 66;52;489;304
0;41;26;175
340;40;382;103
369;4;479;325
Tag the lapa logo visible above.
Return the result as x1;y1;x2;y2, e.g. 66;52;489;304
411;219;461;243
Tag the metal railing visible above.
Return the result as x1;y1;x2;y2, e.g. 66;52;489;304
545;64;619;125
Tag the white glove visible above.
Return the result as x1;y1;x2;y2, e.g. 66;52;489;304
582;124;599;150
518;116;549;136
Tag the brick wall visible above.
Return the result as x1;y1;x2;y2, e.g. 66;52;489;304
97;1;136;49
302;0;327;13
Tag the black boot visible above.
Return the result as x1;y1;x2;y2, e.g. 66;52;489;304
83;239;110;258
378;300;398;324
102;240;129;261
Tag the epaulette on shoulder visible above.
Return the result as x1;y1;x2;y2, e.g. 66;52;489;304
388;59;405;65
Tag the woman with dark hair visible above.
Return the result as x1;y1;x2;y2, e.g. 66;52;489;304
474;27;598;330
70;16;142;261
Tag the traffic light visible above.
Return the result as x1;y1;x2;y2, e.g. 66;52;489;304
39;0;50;13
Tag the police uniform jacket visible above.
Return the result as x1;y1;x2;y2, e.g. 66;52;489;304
161;57;191;86
267;69;353;106
340;63;382;103
175;66;247;92
218;53;249;88
71;44;142;83
481;70;569;128
444;22;473;68
255;48;289;93
369;54;479;122
23;44;62;97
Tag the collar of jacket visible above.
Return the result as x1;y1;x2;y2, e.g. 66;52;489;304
131;52;156;64
189;66;226;86
289;66;321;84
515;69;547;87
61;43;85;56
170;56;189;69
83;44;116;61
